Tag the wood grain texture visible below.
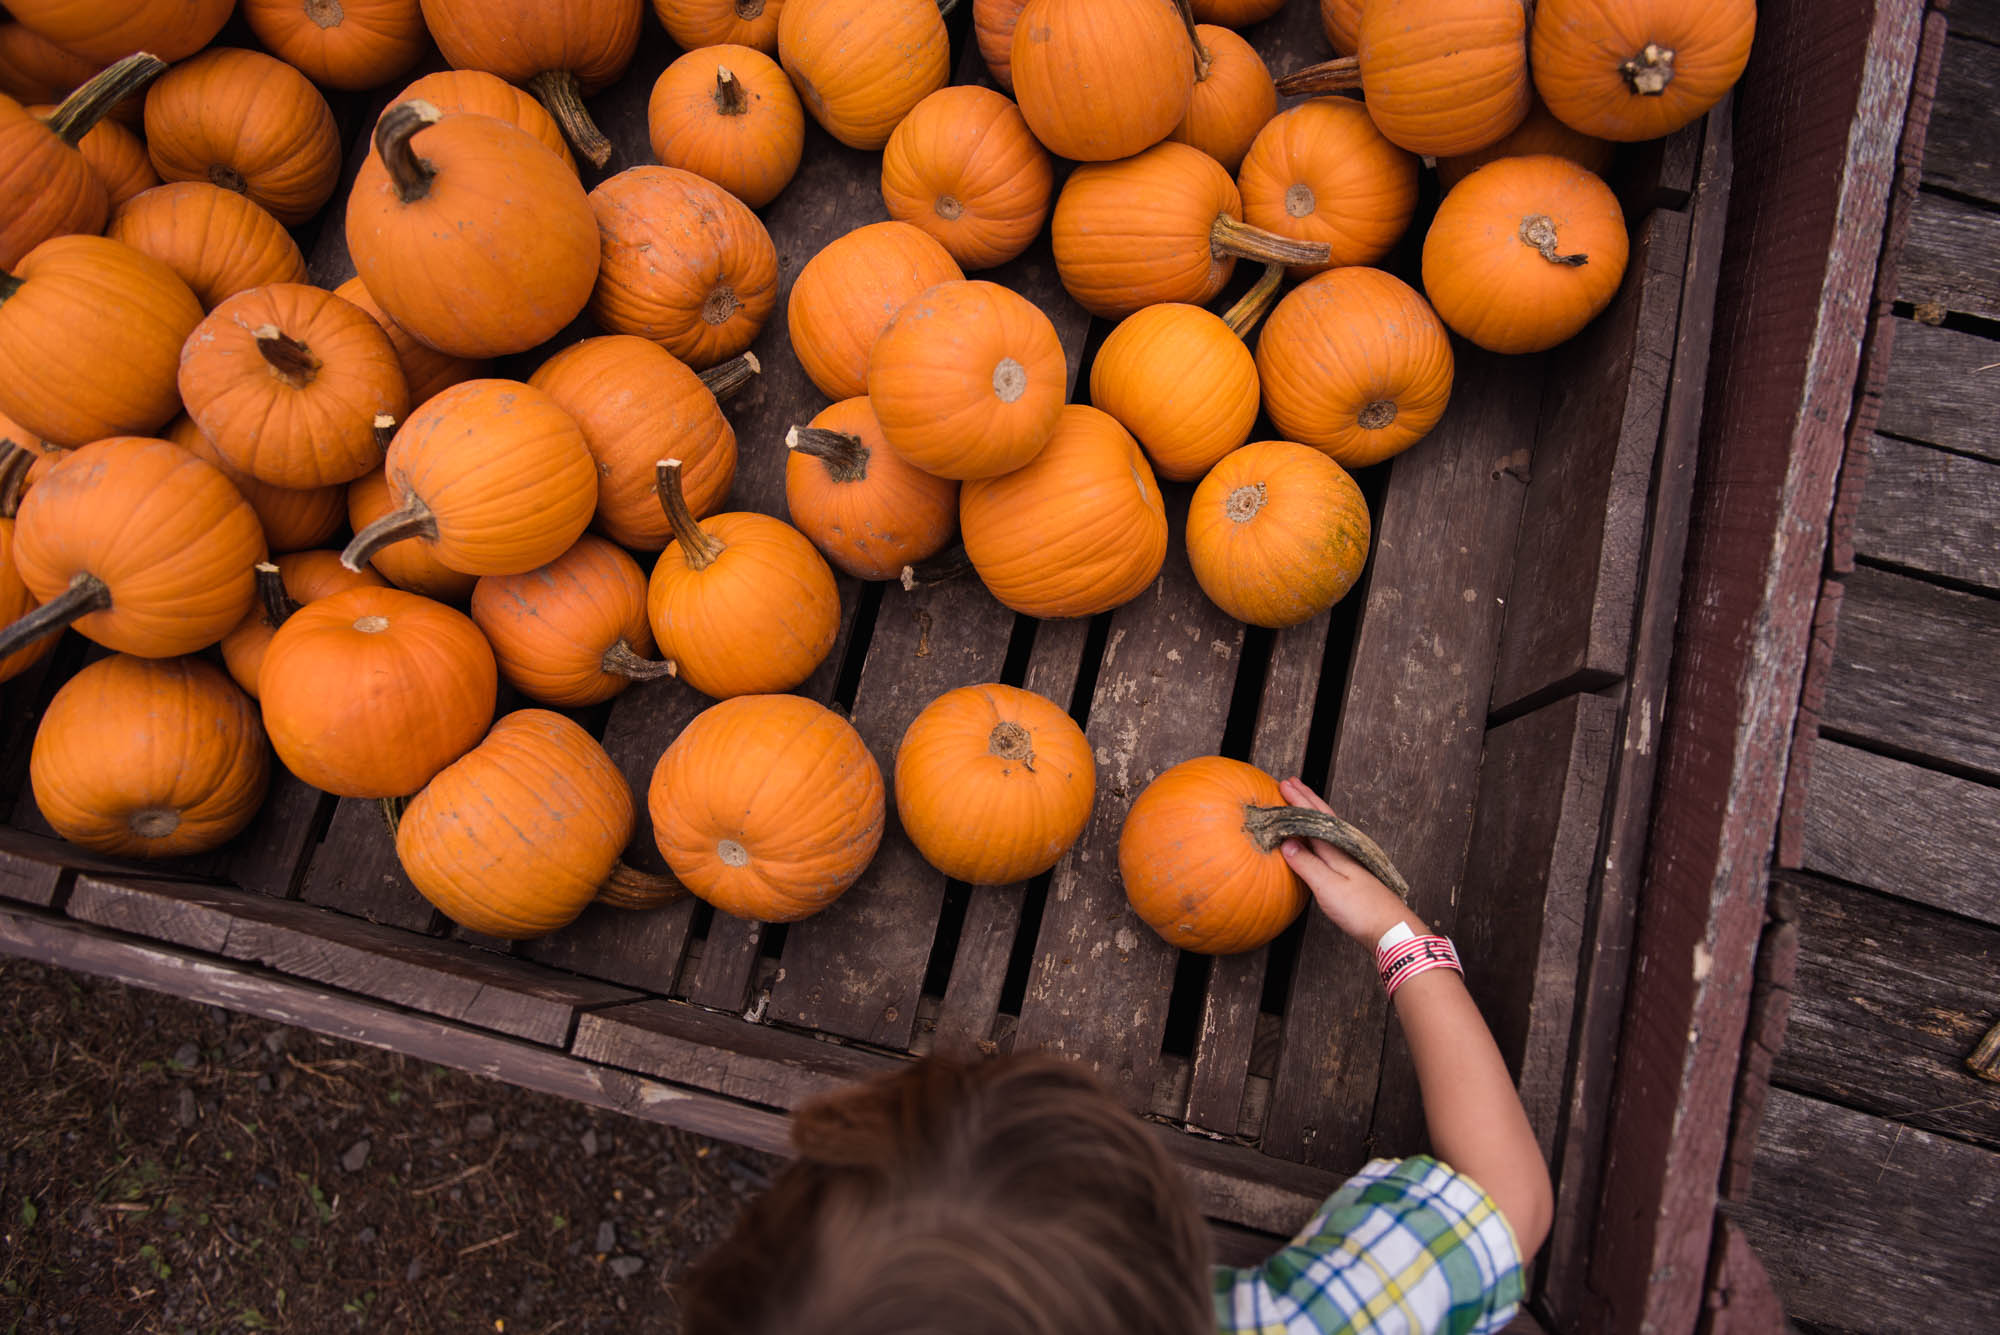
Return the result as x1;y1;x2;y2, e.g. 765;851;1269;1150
1873;320;2000;463
574;997;901;1108
1720;900;1799;1204
1734;1087;2000;1333
298;797;437;932
1696;1218;1794;1335
1772;578;1846;869
1923;34;2000;204
1802;742;2000;927
1851;435;2000;590
1948;0;2000;44
220;770;330;900
1899;189;2000;320
0;826;210;908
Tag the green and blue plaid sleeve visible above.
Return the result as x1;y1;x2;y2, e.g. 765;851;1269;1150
1211;1155;1525;1335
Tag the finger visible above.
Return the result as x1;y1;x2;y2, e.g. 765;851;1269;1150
1281;777;1337;816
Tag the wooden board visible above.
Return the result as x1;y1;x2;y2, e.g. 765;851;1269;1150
1697;1218;1792;1335
1947;0;2000;44
219;770;331;900
1851;434;2000;592
1899;189;2000;320
1872;319;2000;463
0;826;204;908
297;797;438;931
575;997;901;1107
1923;34;2000;206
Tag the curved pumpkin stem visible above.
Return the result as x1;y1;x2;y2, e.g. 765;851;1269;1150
1274;56;1362;97
786;425;870;483
713;66;748;116
0;442;32;519
1210;215;1330;268
378;794;406;837
341;490;438;572
594;861;689;911
655;459;725;571
254;324;321;388
1619;43;1676;96
42;51;166;146
0;571;110;662
1519;215;1589;267
698;350;760;402
527;70;613;170
1241;803;1411;901
1171;0;1213;83
1221;263;1285;339
254;561;301;629
376;100;442;204
900;543;973;591
601;638;677;682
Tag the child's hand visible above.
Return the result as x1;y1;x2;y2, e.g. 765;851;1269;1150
1275;777;1426;947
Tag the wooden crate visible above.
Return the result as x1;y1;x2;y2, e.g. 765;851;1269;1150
0;4;1735;1323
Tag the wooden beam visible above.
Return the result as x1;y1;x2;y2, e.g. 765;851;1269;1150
1872;319;2000;464
1899;189;2000;320
1921;33;1999;206
1851;435;2000;592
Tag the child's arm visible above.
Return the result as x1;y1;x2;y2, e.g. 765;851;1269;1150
1276;777;1554;1257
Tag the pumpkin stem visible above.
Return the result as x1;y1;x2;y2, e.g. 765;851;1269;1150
208;164;247;194
378;794;405;836
900;543;973;591
0;571;110;662
1210;215;1331;268
340;491;438;572
713;66;748;116
988;720;1036;771
594;861;689;911
375;100;442;205
1224;481;1267;524
699;350;760;401
373;413;397;450
1220;263;1284;339
786;425;869;483
42;51;166;146
1171;0;1213;83
527;69;613;169
254;324;321;387
1619;42;1677;96
734;0;766;17
1241;803;1411;901
255;560;301;629
0;272;19;303
0;442;32;519
1274;56;1362;97
601;638;678;682
655;459;725;570
1358;399;1399;430
1519;214;1589;266
305;0;345;29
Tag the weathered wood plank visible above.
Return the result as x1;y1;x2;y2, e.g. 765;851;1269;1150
1772;577;1845;869
220;769;330;899
1922;33;2000;205
0;826;209;907
1734;1088;2000;1333
1873;320;2000;463
574;997;901;1108
1851;434;2000;591
1697;1218;1793;1335
297;796;438;931
1719;889;1800;1204
1949;0;2000;44
1899;189;2000;320
1820;564;2000;779
1265;342;1540;1168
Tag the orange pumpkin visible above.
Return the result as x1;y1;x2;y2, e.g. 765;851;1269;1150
1186;440;1370;627
1357;0;1531;157
1191;0;1284;22
179;282;409;489
334;274;487;405
1319;0;1361;55
529;336;743;551
787;220;964;401
1435;96;1615;192
648;45;802;210
469;535;676;707
1255;267;1455;468
894;683;1095;885
242;0;428;92
0;55;162;268
144;48;343;226
60;110;157;209
974;0;1027;92
7;0;231;64
646;460;841;700
867;279;1068;481
31;653;268;857
259;584;496;798
163;414;347;554
880;86;1054;272
349;103;599;360
1532;0;1755;142
589;165;779;371
385;68;577;172
417;0;642;167
0;23;108;111
342;378;597;578
785;395;959;581
1166;25;1275;175
1;436;264;661
1422;155;1629;354
1050;141;1327;320
399;709;670;938
960;404;1167;618
107;183;308;312
220;552;387;697
0;442;54;683
1118;757;1306;953
777;0;949;151
649;692;885;923
347;467;478;601
1237;97;1419;276
654;0;784;54
1010;0;1197;162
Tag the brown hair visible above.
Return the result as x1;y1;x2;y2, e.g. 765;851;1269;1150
678;1053;1214;1335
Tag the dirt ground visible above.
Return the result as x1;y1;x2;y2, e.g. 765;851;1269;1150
0;959;778;1335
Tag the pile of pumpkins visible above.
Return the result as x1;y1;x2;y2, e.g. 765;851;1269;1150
0;0;1750;958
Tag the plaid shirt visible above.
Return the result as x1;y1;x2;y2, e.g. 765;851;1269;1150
1212;1156;1525;1335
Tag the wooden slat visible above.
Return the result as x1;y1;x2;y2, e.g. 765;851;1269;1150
1948;0;2000;44
1490;208;1691;712
0;826;212;908
219;770;330;899
574;997;901;1107
1772;577;1845;869
1264;343;1540;1168
297;797;438;931
1899;189;2000;320
1873;319;2000;463
1820;565;2000;779
1922;33;2000;206
1734;1088;2000;1333
1719;896;1800;1203
1696;1218;1792;1335
1852;434;2000;591
1771;873;2000;1150
1800;739;2000;925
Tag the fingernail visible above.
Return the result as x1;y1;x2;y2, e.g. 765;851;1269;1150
1279;839;1301;857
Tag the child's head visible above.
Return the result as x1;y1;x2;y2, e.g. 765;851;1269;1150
679;1053;1214;1335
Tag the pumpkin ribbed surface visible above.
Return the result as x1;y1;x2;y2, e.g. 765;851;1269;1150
385;69;577;172
418;0;641;165
107;182;306;311
64;112;158;209
220;550;387;698
1319;0;1362;55
243;0;428;92
880;86;1054;272
163;414;345;556
1191;0;1285;22
973;0;1027;92
1532;0;1755;142
777;0;949;151
0;23;105;110
8;0;231;64
0;90;106;269
1238;97;1418;275
144;48;343;226
654;0;784;54
1089;302;1259;483
1356;0;1530;158
1050;142;1246;320
1168;25;1275;175
649;693;884;923
784;395;959;581
334;275;486;406
1187;440;1371;628
1010;0;1196;162
789;221;964;402
470;535;669;707
648;45;802;210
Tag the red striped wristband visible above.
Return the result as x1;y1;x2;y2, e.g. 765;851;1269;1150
1376;933;1461;998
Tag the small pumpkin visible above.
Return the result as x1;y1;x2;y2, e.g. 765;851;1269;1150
1186;440;1370;628
1531;0;1755;142
648;45;803;210
787;220;964;402
0;443;55;683
1422;154;1630;354
107;183;308;312
654;0;785;54
179;282;409;489
960;404;1168;619
646;459;841;700
649;692;885;923
347;467;477;602
57;108;157;208
6;0;232;64
880;86;1055;272
341;378;597;578
385;68;577;172
894;683;1095;885
469;535;676;707
242;0;428;92
0;55;162;267
164;414;347;554
348;102;600;360
1255;267;1455;468
777;0;949;151
867;279;1068;481
1318;0;1361;56
1435;96;1615;192
589;165;779;371
785;395;959;581
144;48;343;226
973;0;1027;92
1010;0;1198;163
0;23;106;111
1166;25;1275;176
334;274;487;405
1237;96;1419;276
220;552;387;697
417;0;643;167
31;653;268;857
259;584;496;798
